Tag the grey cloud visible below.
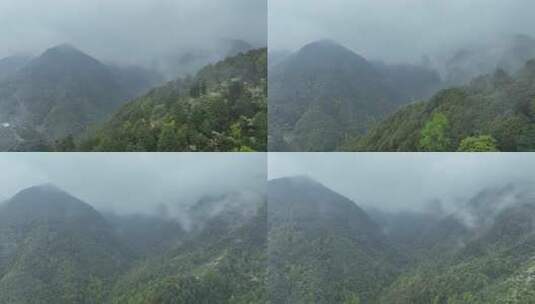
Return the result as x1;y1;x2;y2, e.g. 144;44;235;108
0;153;266;215
269;153;535;212
269;0;535;63
0;0;266;65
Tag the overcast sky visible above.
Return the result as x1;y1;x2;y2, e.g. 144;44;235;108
0;0;266;64
269;153;535;212
0;153;266;215
269;0;535;63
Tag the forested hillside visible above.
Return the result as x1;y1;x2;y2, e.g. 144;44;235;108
377;186;535;304
267;177;535;303
0;186;266;304
267;177;405;303
268;40;440;151
438;34;535;87
0;185;131;303
348;59;535;152
3;179;535;303
0;44;162;151
73;48;267;152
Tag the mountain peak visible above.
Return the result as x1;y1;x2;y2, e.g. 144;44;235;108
30;43;101;69
308;38;342;47
14;183;64;195
2;184;102;224
298;39;360;57
51;43;78;51
41;43;87;57
278;39;377;79
269;175;317;185
268;175;380;235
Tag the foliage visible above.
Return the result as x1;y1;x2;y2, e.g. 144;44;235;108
351;63;535;151
0;186;266;304
457;135;499;152
70;48;267;152
0;45;161;151
268;40;440;151
418;113;452;151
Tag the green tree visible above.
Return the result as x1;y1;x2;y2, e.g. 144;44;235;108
419;112;452;151
157;122;178;151
457;135;499;152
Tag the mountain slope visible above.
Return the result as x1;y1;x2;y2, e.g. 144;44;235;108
110;196;267;304
0;185;267;304
0;55;31;81
268;40;440;151
350;60;535;151
0;44;161;151
0;185;131;304
380;200;535;304
77;48;267;152
440;34;535;87
267;177;404;303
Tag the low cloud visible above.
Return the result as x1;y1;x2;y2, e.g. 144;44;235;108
269;153;535;212
0;0;267;65
0;153;266;215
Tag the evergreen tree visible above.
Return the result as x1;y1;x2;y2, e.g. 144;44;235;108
419;112;452;151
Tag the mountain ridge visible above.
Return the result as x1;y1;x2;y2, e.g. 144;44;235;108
268;39;441;151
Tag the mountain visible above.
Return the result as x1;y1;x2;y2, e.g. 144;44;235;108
0;185;131;304
267;177;404;303
349;59;535;151
379;187;535;304
3;181;535;303
109;194;267;304
266;177;535;303
268;40;441;151
75;48;267;152
0;185;266;303
0;44;162;151
104;213;186;257
268;50;292;68
0;55;31;81
439;34;535;86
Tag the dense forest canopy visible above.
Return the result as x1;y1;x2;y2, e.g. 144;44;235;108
0;45;266;152
266;175;535;304
0;184;266;304
0;44;163;151
268;40;440;151
269;33;535;152
73;48;267;152
348;59;535;152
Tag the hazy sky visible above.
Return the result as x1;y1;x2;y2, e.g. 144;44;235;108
269;0;535;63
0;153;266;215
269;153;535;212
0;0;266;64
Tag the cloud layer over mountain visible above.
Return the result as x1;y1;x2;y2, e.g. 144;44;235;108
270;0;535;63
0;0;267;65
0;153;266;214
